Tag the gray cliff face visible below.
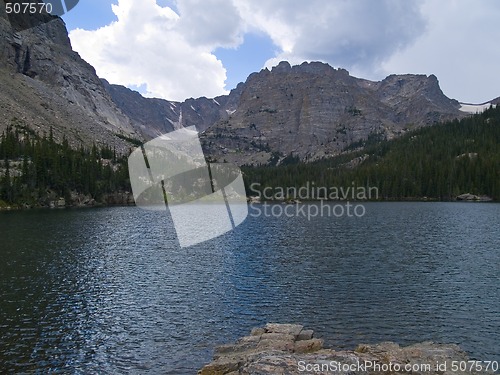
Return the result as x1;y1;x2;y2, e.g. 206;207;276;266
376;74;461;125
199;61;464;165
0;0;139;151
101;80;178;138
0;0;469;161
102;80;244;137
103;61;465;166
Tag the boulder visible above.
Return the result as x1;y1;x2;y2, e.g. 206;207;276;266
199;324;494;375
294;338;324;354
456;193;493;202
264;323;304;338
296;329;314;341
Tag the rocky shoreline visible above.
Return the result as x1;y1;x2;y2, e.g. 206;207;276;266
456;193;493;202
247;195;496;204
2;193;496;211
199;324;494;375
0;191;135;211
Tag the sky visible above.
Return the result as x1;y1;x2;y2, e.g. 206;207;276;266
62;0;500;104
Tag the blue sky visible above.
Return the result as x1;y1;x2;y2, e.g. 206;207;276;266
213;33;277;91
62;0;277;94
62;0;117;31
62;0;500;103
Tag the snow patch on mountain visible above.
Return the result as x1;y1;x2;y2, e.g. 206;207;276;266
459;103;496;113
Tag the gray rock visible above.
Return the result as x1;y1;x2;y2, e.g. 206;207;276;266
257;338;295;352
294;338;324;353
264;323;304;338
56;197;66;208
199;324;494;375
456;193;493;202
296;329;314;341
200;62;466;165
198;358;240;375
251;327;266;336
457;193;480;201
0;2;140;152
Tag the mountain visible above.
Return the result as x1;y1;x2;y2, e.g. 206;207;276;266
199;61;466;165
242;105;500;201
102;61;469;166
0;0;140;152
0;2;494;165
101;79;243;138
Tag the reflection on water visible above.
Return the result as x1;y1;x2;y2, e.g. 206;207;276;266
0;203;499;374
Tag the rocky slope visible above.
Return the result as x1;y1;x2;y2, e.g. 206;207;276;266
0;0;485;163
104;61;467;165
0;0;140;152
102;79;244;138
199;323;493;375
200;61;465;165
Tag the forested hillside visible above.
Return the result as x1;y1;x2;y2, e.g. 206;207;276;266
0;123;130;208
1;106;499;208
243;106;500;201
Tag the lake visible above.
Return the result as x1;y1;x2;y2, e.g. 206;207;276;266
0;202;499;374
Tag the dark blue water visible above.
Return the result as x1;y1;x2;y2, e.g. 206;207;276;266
0;202;499;374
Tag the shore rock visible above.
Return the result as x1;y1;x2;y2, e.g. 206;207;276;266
102;191;135;206
456;193;493;202
199;324;493;375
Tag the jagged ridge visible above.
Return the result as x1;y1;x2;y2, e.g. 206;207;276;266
1;0;495;164
102;61;468;165
0;0;139;152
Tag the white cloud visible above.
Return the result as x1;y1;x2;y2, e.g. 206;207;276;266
69;0;500;103
175;0;245;49
69;0;229;101
382;0;500;103
232;0;427;76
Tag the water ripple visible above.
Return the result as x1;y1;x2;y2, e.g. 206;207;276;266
0;203;499;373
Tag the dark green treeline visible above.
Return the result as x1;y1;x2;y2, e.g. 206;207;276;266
243;106;500;201
0;124;130;207
1;105;499;207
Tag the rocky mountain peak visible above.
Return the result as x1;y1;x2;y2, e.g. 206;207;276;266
199;62;465;165
271;60;291;72
0;3;485;165
269;60;350;77
99;58;469;165
0;0;138;152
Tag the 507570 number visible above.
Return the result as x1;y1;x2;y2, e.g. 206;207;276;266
5;2;53;15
